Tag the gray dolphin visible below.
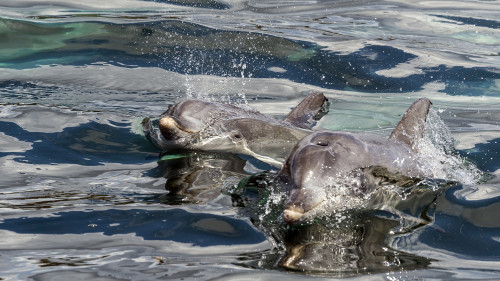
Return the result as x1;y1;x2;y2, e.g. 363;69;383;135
143;92;329;166
278;98;433;224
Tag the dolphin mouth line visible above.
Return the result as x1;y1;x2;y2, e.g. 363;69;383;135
283;207;304;223
283;199;326;224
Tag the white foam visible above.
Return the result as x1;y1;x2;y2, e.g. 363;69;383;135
415;108;483;184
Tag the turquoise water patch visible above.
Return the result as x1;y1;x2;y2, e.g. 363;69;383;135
1;18;499;96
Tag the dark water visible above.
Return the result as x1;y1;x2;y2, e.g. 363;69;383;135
1;0;500;280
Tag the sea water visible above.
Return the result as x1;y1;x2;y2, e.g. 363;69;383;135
1;0;500;280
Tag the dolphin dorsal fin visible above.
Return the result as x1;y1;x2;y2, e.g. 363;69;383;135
284;92;330;129
389;98;432;150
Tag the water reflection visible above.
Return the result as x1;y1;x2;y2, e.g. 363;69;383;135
0;105;152;166
435;15;500;30
0;0;499;279
391;184;500;260
230;173;470;275
1;18;499;96
0;208;265;246
276;215;432;275
459;137;500;173
146;151;250;204
142;0;230;9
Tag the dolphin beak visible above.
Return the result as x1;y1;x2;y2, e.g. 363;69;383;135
282;185;327;224
159;116;193;140
283;206;305;224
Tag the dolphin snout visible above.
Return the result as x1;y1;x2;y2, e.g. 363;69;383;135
282;184;327;224
159;116;193;140
283;206;305;224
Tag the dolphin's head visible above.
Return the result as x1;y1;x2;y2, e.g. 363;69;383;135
143;100;247;151
279;131;369;224
159;100;231;142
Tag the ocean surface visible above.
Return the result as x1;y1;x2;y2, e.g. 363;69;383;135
1;0;500;280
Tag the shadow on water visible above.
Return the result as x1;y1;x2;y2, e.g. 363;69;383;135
2;18;499;95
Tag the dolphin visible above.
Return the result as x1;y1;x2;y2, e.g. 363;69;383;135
278;98;433;224
143;92;329;166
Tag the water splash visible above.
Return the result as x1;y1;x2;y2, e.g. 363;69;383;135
183;74;198;100
180;67;251;105
416;108;484;184
225;172;283;226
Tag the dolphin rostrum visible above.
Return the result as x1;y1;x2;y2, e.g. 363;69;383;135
278;98;433;224
143;92;329;166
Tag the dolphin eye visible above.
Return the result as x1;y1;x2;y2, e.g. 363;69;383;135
234;134;242;139
315;140;329;146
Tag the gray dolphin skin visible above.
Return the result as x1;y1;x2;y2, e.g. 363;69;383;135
279;98;432;224
143;92;329;166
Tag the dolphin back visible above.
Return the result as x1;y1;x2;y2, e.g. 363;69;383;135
284;92;330;129
222;117;312;164
389;98;431;150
